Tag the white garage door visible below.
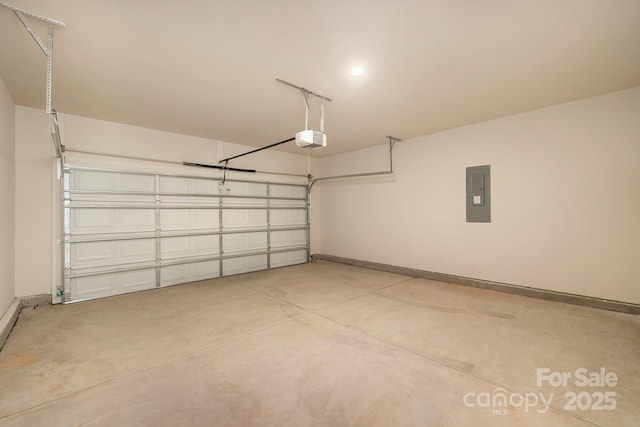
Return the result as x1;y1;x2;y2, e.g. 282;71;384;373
61;165;309;302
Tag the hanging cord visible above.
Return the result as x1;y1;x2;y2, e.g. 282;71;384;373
222;160;229;184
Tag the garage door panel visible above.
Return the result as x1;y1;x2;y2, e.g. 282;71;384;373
223;255;268;276
160;210;188;229
72;209;116;231
192;179;219;195
271;249;308;268
160;176;219;195
193;209;220;228
72;274;115;298
222;232;267;254
269;184;307;199
162;235;220;259
72;170;114;191
71;241;117;266
159;195;220;205
123;210;156;227
270;209;307;226
73;194;156;204
162;236;189;253
72;208;155;234
160;209;219;230
120;174;156;192
120;269;157;290
222;209;267;229
270;230;307;248
122;239;156;257
269;199;306;208
70;269;156;300
223;198;267;207
224;181;267;197
71;170;155;193
71;239;156;268
160;261;220;287
63;166;308;303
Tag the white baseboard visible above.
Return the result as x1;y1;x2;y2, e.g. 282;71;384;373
312;254;640;315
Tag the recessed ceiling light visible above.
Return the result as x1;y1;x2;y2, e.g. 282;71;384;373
350;66;364;77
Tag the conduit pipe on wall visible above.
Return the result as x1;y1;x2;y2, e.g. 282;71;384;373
308;136;400;191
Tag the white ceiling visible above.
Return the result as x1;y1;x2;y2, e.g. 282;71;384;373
1;0;639;157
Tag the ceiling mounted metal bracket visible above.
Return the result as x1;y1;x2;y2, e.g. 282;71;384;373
1;2;67;166
386;135;402;174
1;1;66;115
301;89;310;130
276;78;332;103
276;78;332;133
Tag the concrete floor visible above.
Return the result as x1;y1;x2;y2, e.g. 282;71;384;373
0;261;638;427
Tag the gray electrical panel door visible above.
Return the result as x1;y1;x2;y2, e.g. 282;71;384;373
466;165;491;223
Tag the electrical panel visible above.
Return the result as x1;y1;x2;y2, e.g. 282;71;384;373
466;165;491;223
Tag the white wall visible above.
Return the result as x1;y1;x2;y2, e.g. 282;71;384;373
0;76;15;316
15;87;640;304
15;108;56;298
311;87;640;305
14;108;309;298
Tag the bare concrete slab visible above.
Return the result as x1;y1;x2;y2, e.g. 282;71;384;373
0;261;638;426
